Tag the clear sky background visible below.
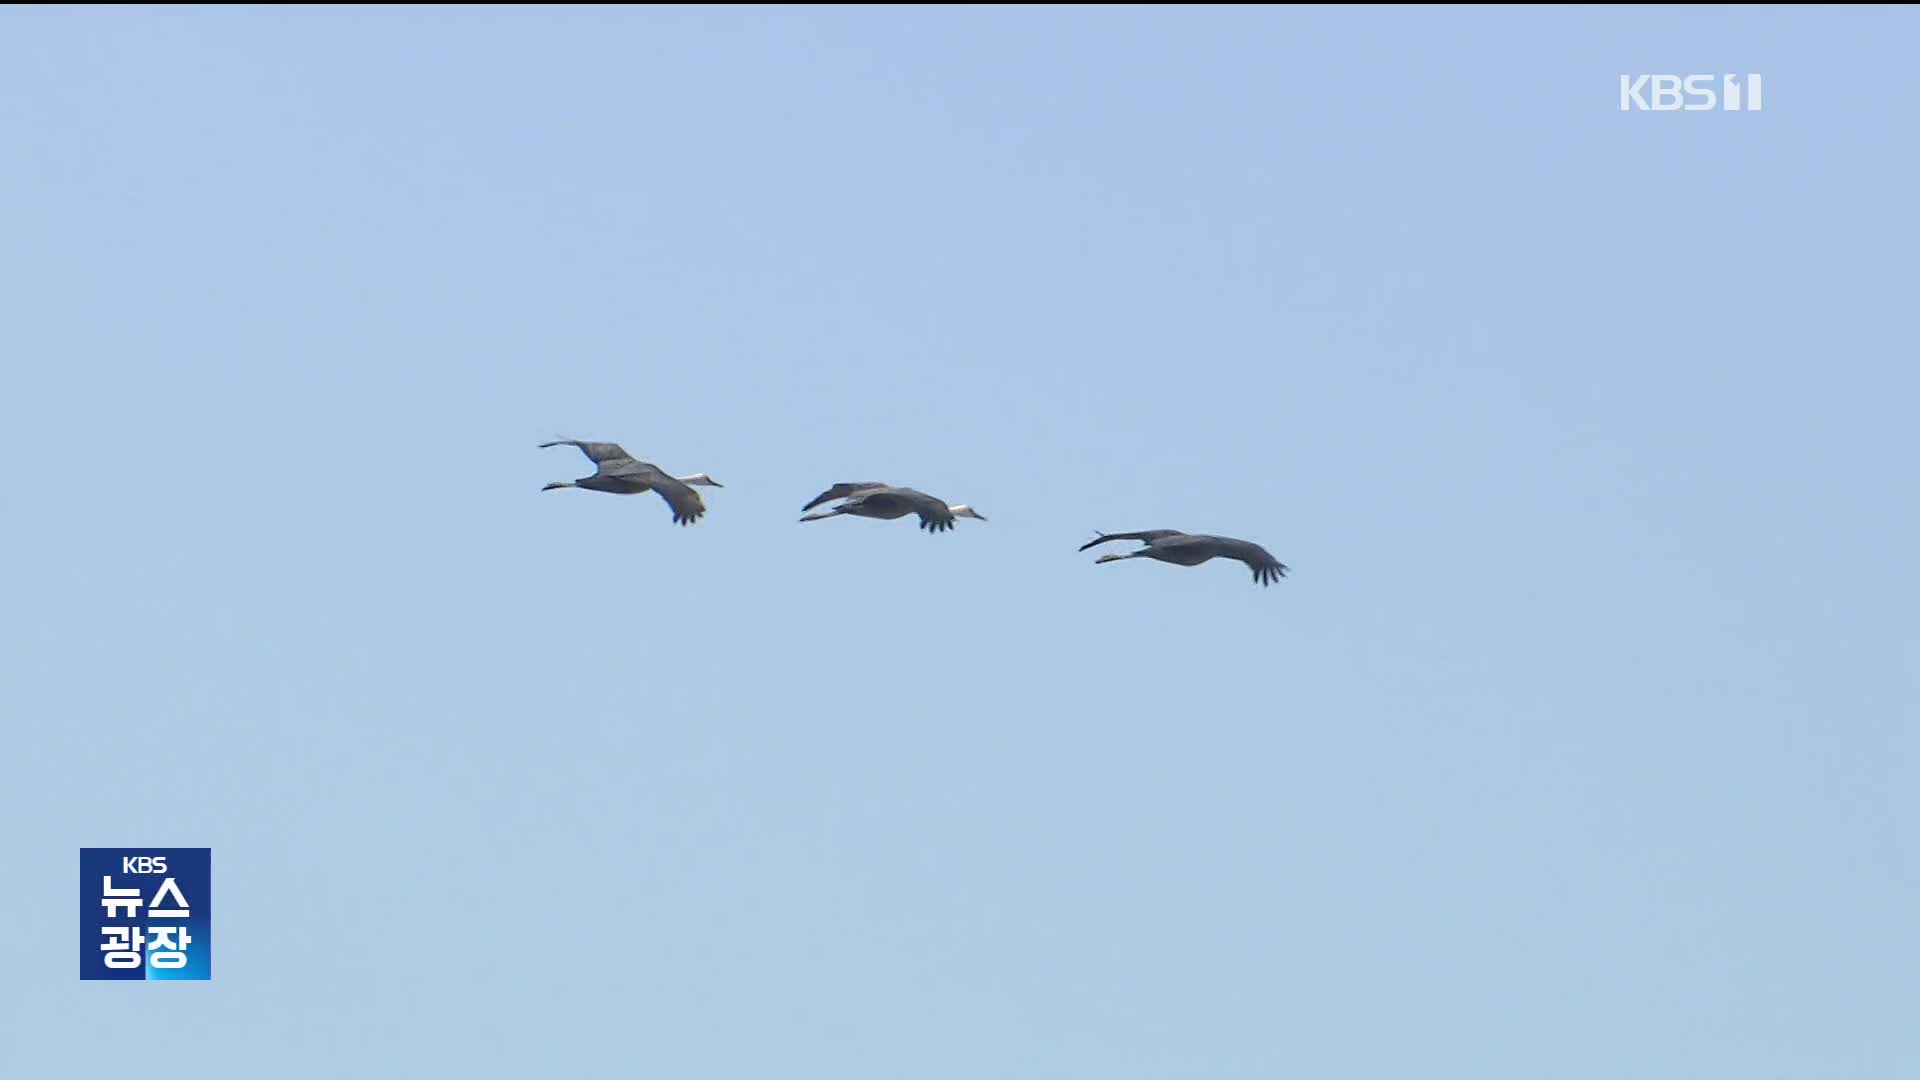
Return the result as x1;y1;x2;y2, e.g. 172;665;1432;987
2;7;1915;1078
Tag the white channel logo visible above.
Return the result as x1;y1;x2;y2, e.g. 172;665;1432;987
1620;74;1763;112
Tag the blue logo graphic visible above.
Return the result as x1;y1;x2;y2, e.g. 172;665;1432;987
79;849;212;981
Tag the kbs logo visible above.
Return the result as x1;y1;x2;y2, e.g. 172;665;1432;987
79;848;211;981
1620;74;1764;112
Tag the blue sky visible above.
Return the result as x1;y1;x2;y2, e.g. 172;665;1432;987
2;7;1914;1078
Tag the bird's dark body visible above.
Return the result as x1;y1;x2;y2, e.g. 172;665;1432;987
573;475;653;495
797;481;980;533
845;489;953;531
1146;537;1224;566
1080;529;1288;587
538;438;714;525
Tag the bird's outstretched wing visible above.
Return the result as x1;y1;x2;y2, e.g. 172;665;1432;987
802;482;890;512
1078;529;1186;552
647;474;708;526
540;439;633;465
892;489;957;533
1207;535;1289;586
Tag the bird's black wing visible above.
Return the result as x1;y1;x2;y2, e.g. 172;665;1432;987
892;489;958;533
1204;535;1289;587
1077;529;1186;552
648;475;708;526
593;458;703;524
540;439;634;465
802;482;890;512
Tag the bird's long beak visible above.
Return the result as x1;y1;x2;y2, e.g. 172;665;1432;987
541;481;571;491
1094;553;1125;564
